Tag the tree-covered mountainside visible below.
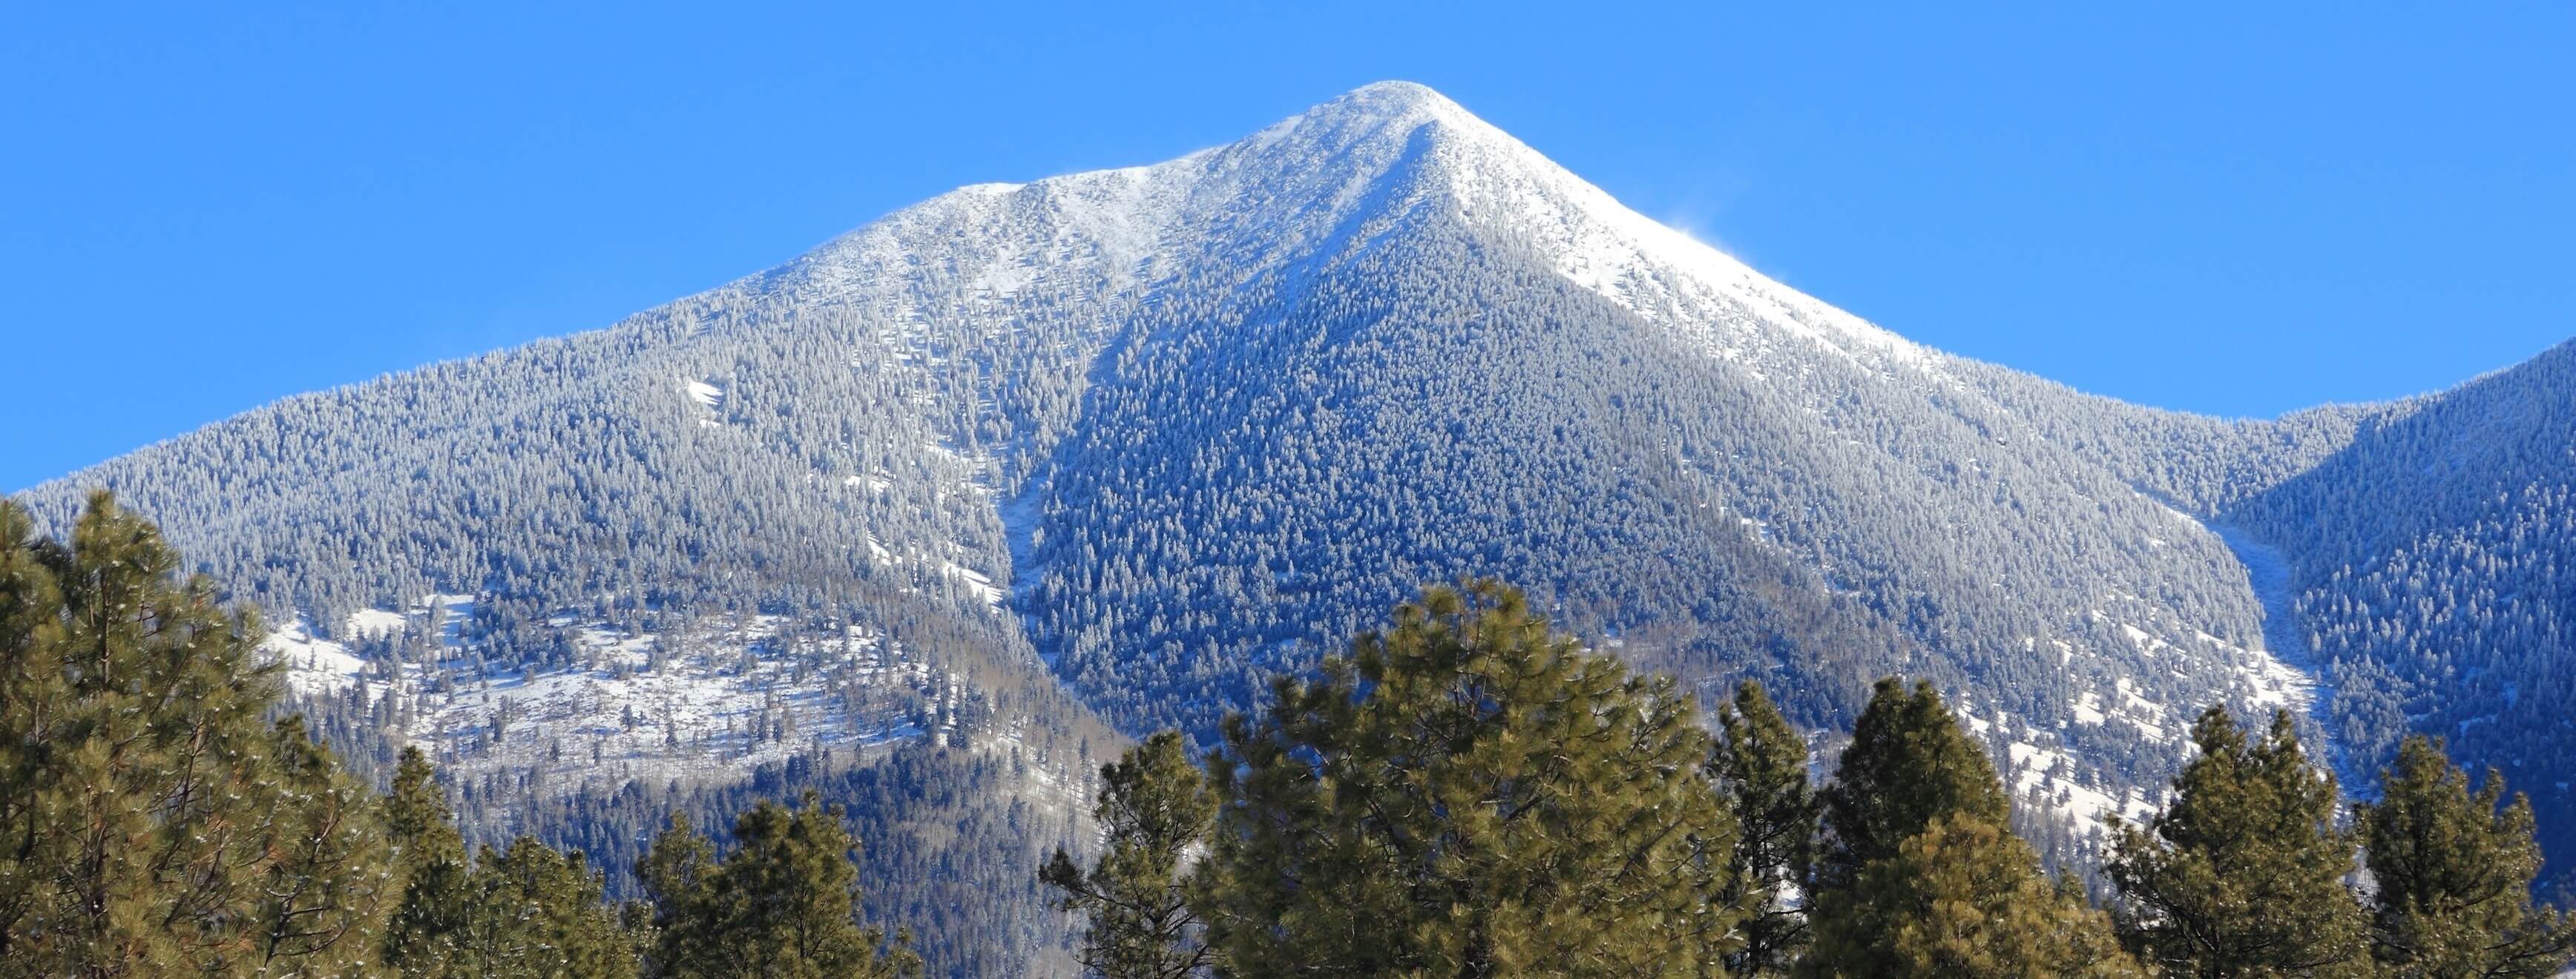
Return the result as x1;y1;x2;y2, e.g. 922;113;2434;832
2220;340;2576;860
13;82;2576;972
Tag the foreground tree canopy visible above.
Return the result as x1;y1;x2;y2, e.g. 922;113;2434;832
1192;581;1740;975
0;495;913;978
1048;583;2576;979
4;496;2572;978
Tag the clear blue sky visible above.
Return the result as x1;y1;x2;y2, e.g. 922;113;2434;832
7;3;2572;492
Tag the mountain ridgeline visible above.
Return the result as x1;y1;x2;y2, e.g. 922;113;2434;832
14;82;2574;972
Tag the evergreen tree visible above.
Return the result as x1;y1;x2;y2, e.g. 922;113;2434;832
1813;677;2009;892
643;791;920;979
0;498;69;965
1800;815;2145;978
2106;705;2370;978
454;837;637;979
1192;581;1741;977
383;747;473;979
253;715;398;977
0;492;300;976
1039;731;1216;979
2361;734;2576;977
1707;679;1818;977
633;810;716;971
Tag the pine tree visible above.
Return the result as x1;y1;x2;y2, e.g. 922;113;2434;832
252;715;398;977
643;791;920;979
2361;734;2576;977
634;810;716;969
1192;581;1741;977
0;498;69;965
1813;677;2009;893
0;492;299;976
383;747;473;979
1708;679;1818;977
2106;705;2370;978
454;837;637;979
1800;815;2145;978
1039;730;1216;978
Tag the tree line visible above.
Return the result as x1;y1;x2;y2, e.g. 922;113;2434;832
1044;580;2576;978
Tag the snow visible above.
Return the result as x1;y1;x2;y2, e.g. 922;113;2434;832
1317;82;1937;376
263;617;367;696
2202;521;2333;723
685;380;723;409
2008;739;2159;828
266;596;946;794
940;561;1005;610
2072;691;2107;726
348;607;408;636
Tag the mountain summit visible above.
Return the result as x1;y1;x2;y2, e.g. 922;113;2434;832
19;83;2576;975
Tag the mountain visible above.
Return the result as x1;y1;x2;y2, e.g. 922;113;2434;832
16;82;2574;972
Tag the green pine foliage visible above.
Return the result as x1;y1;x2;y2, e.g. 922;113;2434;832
1191;581;1741;977
254;715;401;976
640;791;920;979
632;811;715;954
1039;731;1215;979
383;747;475;978
2106;705;2370;978
1708;679;1819;977
0;492;392;977
2362;734;2576;977
1813;678;2010;892
1800;815;2143;978
378;750;638;979
1801;676;2129;978
453;837;635;979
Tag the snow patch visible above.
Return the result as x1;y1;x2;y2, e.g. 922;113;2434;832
685;380;724;409
263;617;367;696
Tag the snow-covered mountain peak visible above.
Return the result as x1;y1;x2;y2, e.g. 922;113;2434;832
1258;79;1494;147
766;81;1936;380
1307;84;1936;372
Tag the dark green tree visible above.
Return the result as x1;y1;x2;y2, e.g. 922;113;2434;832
2106;705;2370;978
382;747;473;979
633;810;717;971
253;715;400;977
2361;734;2576;977
454;837;637;979
0;498;70;966
1192;581;1741;977
643;791;919;979
1801;814;2145;978
1708;679;1818;977
1040;731;1216;979
0;492;313;976
1813;677;2009;893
